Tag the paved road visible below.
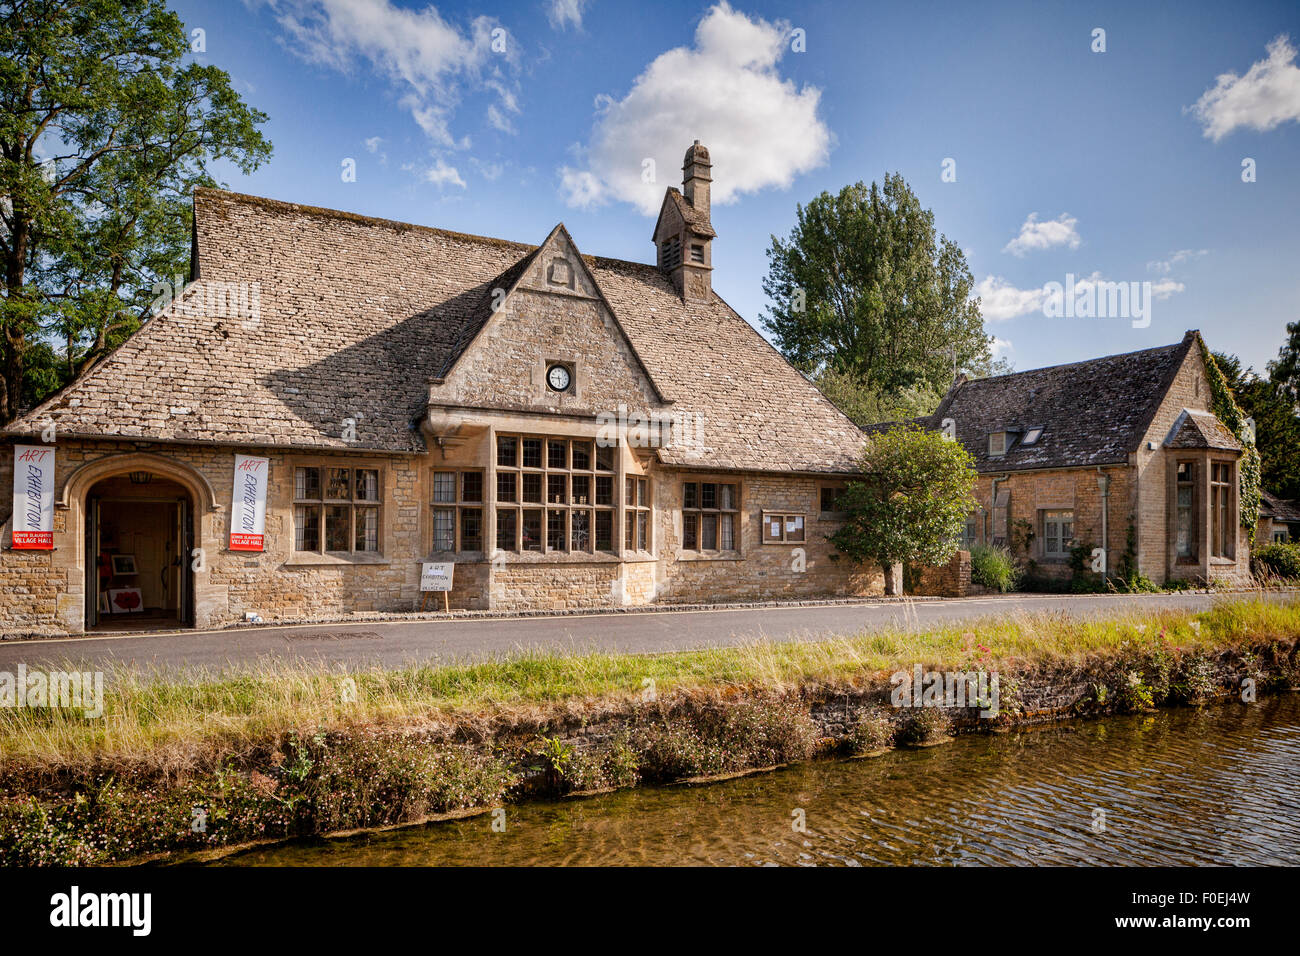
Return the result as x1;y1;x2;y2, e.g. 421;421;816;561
0;591;1291;675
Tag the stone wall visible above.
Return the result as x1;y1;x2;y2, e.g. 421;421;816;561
0;438;424;634
910;550;971;597
650;471;879;604
968;465;1134;581
1;437;881;634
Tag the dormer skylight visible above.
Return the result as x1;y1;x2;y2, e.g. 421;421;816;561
1022;427;1043;446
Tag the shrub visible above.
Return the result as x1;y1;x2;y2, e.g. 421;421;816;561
1173;652;1220;704
845;709;893;755
631;697;818;781
1253;543;1300;581
1118;671;1155;711
894;707;952;745
561;735;640;793
970;544;1021;592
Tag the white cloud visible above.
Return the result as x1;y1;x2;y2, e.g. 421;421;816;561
262;0;518;150
1147;248;1207;273
404;157;467;189
974;275;1045;321
559;2;831;214
974;271;1184;322
1002;213;1081;258
363;135;387;164
547;0;589;31
470;157;505;181
1149;277;1185;300
1190;35;1300;141
991;336;1014;359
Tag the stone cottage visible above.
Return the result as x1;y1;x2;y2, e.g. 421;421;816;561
1258;491;1300;544
909;331;1253;586
0;142;879;634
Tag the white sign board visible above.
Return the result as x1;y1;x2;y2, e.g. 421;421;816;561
229;454;269;551
11;444;55;550
421;562;455;591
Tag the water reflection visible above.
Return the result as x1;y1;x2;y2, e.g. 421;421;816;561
220;696;1300;866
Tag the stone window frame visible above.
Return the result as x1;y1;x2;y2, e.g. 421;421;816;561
1174;460;1198;563
659;235;682;270
1210;460;1236;560
819;482;848;516
430;468;485;554
680;478;740;554
291;460;384;556
624;474;652;553
960;514;979;550
494;433;617;555
762;511;806;544
1041;508;1075;560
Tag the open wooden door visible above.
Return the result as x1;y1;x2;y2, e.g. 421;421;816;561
84;495;100;629
180;494;195;627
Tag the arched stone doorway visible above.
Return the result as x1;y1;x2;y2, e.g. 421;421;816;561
83;471;196;630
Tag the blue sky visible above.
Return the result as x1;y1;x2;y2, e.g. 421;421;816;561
177;0;1300;375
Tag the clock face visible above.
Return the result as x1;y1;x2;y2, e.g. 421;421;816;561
546;364;571;392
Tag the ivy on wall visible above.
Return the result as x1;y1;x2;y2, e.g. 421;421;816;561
1199;337;1261;541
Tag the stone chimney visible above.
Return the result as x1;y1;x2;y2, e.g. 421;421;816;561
683;140;711;219
652;141;716;304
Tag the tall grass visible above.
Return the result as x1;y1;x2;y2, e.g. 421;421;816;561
2;597;1296;777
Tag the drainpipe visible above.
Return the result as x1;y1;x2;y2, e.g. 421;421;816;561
1096;467;1110;578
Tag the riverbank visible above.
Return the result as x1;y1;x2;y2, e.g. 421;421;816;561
1;597;1297;865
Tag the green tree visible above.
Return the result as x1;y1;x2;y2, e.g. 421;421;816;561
813;368;945;428
0;0;271;422
831;424;978;594
1214;351;1300;499
1267;320;1300;407
763;174;997;421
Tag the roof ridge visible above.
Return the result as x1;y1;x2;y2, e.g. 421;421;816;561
963;339;1186;386
195;187;665;274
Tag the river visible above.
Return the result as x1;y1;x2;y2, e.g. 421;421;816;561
218;695;1300;866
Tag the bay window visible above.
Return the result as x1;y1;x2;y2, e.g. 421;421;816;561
496;434;619;553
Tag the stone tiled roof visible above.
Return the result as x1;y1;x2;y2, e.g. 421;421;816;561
1164;409;1242;451
662;187;716;238
901;335;1198;473
4;189;863;473
1261;491;1300;523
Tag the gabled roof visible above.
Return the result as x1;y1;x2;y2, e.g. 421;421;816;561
4;188;863;472
899;333;1199;472
1164;408;1242;451
652;187;716;240
1261;491;1300;523
435;244;542;382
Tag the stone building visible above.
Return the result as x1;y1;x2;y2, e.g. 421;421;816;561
1258;491;1300;544
1;143;879;635
908;331;1253;586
